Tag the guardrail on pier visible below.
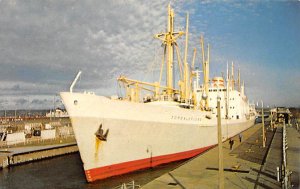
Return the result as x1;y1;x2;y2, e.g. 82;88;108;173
277;123;293;189
114;180;140;189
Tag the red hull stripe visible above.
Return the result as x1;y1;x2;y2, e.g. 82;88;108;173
85;145;214;182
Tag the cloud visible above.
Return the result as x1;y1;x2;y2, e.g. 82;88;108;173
15;98;28;106
0;0;188;108
0;0;178;87
11;84;21;90
0;0;299;109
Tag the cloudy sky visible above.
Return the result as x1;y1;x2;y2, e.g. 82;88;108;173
0;0;299;109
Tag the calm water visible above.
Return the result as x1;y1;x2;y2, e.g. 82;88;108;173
0;153;185;189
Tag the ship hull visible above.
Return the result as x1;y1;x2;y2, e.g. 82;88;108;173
86;145;213;181
61;92;255;182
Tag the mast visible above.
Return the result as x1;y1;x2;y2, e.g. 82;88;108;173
191;48;196;70
200;35;205;73
241;81;245;96
167;4;174;95
205;44;210;109
183;12;189;102
119;4;185;102
231;62;234;90
155;4;184;97
237;68;241;92
206;43;210;89
200;35;210;110
226;62;229;119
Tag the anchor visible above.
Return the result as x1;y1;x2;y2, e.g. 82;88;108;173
95;124;109;141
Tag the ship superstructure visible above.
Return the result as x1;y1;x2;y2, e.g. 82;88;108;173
60;4;256;182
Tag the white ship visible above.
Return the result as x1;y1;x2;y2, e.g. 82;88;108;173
61;4;256;182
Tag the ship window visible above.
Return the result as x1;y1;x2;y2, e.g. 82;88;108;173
74;100;78;105
213;89;217;92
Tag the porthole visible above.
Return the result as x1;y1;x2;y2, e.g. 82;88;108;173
74;100;78;105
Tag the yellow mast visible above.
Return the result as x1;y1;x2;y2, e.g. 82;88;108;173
192;48;197;69
226;62;229;118
167;4;174;95
183;12;190;102
191;47;198;109
206;44;210;109
200;35;205;79
200;35;210;110
231;62;234;90
207;43;210;89
237;68;241;92
118;4;187;102
155;4;184;97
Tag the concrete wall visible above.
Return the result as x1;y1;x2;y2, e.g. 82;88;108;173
41;130;56;139
57;126;74;136
0;156;9;168
6;132;25;145
0;145;78;168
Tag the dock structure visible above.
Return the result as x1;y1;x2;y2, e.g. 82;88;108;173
142;123;300;189
0;142;78;168
286;125;300;188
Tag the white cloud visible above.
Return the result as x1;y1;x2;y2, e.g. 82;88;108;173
0;0;299;109
0;0;190;108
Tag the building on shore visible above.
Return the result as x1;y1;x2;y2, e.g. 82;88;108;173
46;108;68;118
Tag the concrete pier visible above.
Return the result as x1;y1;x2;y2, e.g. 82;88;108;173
142;123;300;188
286;126;300;188
0;142;78;168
